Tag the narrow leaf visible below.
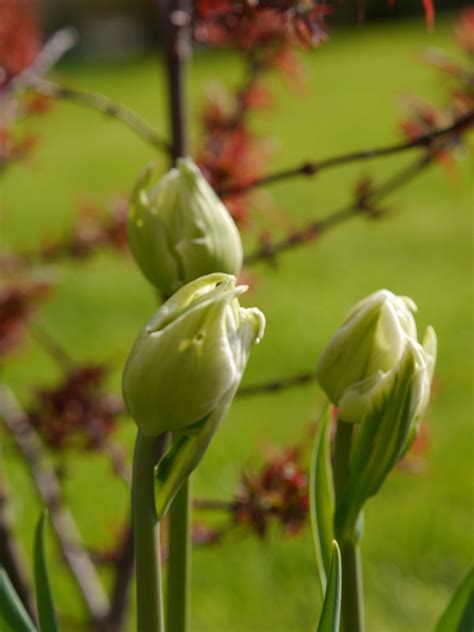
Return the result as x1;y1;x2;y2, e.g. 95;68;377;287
435;567;474;632
155;401;227;520
310;409;335;595
317;541;342;632
0;568;36;632
34;513;59;632
336;350;416;538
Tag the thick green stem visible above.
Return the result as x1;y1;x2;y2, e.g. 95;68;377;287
333;419;365;632
132;431;164;632
339;540;364;632
166;457;191;632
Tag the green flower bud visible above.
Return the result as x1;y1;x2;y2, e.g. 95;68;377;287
335;335;436;538
316;289;437;424
319;291;438;539
122;273;265;437
127;158;243;297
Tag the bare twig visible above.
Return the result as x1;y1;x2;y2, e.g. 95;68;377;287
12;28;78;90
28;79;171;153
102;442;131;487
163;0;192;161
0;479;36;619
104;525;134;632
237;370;317;396
193;498;236;512
218;110;474;196
232;51;265;125
0;387;109;628
29;325;75;371
244;154;432;265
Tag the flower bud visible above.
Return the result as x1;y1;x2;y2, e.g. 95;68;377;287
318;290;437;540
316;289;437;424
335;335;436;538
127;158;243;297
122;273;265;437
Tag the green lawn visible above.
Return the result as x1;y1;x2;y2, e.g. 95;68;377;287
2;15;473;632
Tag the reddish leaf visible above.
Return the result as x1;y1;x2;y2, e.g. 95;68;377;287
422;0;435;30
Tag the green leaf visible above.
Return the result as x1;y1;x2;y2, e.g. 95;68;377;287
34;512;59;632
0;568;36;632
317;541;341;632
435;567;474;632
155;400;229;520
335;350;416;538
310;409;335;595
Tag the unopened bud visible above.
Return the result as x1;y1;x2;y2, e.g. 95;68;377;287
127;158;243;297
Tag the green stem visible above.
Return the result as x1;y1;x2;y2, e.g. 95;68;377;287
166;469;191;632
333;419;365;632
132;431;164;632
339;540;364;632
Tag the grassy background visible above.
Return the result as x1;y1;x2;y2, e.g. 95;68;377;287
2;15;473;631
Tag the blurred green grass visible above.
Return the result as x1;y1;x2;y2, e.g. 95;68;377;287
2;15;473;632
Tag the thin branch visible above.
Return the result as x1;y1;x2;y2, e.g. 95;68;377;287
232;50;265;126
102;442;131;487
244;154;432;265
163;0;192;161
0;387;109;628
193;499;236;512
29;79;171;153
12;29;79;90
218;110;474;196
237;370;317;396
29;325;75;371
104;525;134;632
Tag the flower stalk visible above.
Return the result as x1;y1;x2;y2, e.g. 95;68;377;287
166;471;191;632
162;0;192;621
315;289;437;632
132;431;164;632
124;275;265;632
333;419;365;632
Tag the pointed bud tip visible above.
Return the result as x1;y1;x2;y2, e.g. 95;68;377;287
176;156;202;183
241;307;266;345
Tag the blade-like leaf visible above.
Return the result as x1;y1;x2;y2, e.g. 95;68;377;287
435;567;474;632
0;568;36;632
34;513;59;632
335;350;416;538
154;396;231;520
317;541;341;632
310;409;335;595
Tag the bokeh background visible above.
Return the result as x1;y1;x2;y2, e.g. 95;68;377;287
1;1;473;630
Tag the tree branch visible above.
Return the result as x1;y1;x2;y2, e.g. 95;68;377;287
12;29;78;90
244;154;432;265
237;370;317;396
103;525;134;632
0;387;109;628
102;442;131;487
193;499;236;512
218;110;474;196
29;325;75;372
29;79;171;153
163;0;192;161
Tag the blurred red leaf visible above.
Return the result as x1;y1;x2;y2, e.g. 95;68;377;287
0;0;41;87
0;278;51;357
29;364;123;451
